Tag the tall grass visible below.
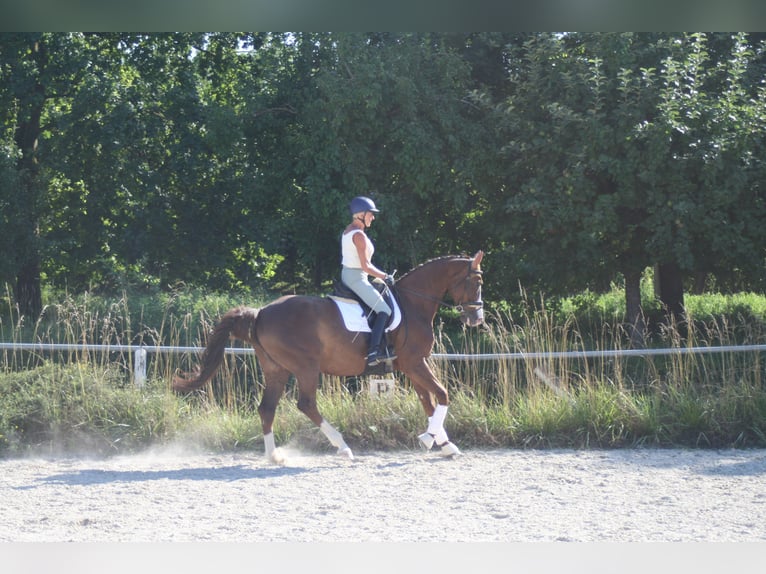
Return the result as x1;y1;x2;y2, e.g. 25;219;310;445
1;283;766;456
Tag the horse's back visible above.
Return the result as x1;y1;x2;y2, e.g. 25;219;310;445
257;294;348;341
261;294;340;320
255;294;367;375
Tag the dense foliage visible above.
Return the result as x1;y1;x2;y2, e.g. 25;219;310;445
3;33;766;344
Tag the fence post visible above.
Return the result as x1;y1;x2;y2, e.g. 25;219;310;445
134;347;147;387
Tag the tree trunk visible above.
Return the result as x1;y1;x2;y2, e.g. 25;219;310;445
15;259;42;319
692;271;707;294
624;269;645;349
13;162;44;318
12;36;46;319
656;261;686;322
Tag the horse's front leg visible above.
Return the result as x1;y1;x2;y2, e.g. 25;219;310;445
406;359;460;457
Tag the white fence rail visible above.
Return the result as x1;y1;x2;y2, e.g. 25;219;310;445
3;342;766;387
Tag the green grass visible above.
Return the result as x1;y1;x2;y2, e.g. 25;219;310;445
2;283;766;456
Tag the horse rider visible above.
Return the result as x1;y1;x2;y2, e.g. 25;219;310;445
341;196;397;366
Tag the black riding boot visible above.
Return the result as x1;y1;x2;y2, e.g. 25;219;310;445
367;312;396;366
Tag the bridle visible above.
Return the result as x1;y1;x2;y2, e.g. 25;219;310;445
393;262;484;317
452;269;484;314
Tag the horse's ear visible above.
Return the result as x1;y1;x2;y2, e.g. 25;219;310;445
472;250;484;269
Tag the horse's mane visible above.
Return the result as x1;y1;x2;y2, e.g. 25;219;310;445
398;254;470;281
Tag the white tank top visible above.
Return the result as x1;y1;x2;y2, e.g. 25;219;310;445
341;229;373;268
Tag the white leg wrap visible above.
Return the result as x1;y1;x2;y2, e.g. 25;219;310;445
427;405;450;445
264;432;276;457
320;420;354;460
320;420;344;447
418;432;435;450
427;405;448;434
264;432;287;464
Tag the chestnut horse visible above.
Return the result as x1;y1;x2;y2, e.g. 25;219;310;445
173;251;484;462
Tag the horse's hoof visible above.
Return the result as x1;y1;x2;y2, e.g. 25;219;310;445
418;432;435;450
439;442;461;457
338;447;355;460
270;447;287;465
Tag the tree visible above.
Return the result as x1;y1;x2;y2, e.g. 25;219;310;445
301;33;481;283
477;33;766;345
654;33;766;296
223;32;486;291
0;33;99;316
1;33;288;307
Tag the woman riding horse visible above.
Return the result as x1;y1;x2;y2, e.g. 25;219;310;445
341;196;397;366
173;250;485;462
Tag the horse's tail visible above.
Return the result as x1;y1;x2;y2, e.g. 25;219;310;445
172;306;260;392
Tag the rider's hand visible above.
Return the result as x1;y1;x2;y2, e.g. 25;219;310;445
384;274;396;287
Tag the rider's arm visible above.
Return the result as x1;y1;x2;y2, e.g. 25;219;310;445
352;231;387;281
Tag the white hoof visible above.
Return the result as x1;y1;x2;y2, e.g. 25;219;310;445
439;441;461;457
270;447;287;465
338;446;355;460
418;432;435;450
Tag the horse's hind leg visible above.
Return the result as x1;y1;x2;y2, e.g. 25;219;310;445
257;366;289;464
295;368;354;460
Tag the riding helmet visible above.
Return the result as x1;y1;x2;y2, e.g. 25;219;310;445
349;196;379;215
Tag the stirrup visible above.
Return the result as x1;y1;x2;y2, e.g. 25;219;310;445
382;348;397;362
367;348;396;366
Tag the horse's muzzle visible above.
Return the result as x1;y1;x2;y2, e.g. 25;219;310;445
458;302;484;327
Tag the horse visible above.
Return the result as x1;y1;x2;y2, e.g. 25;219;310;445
172;250;484;462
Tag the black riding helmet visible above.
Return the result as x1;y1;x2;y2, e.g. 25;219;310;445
349;196;379;215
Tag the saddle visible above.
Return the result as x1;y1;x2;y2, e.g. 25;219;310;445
330;278;397;330
329;278;398;376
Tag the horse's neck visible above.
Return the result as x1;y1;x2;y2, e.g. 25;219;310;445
399;257;464;299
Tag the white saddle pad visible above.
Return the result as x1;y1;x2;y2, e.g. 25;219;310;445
329;296;402;333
